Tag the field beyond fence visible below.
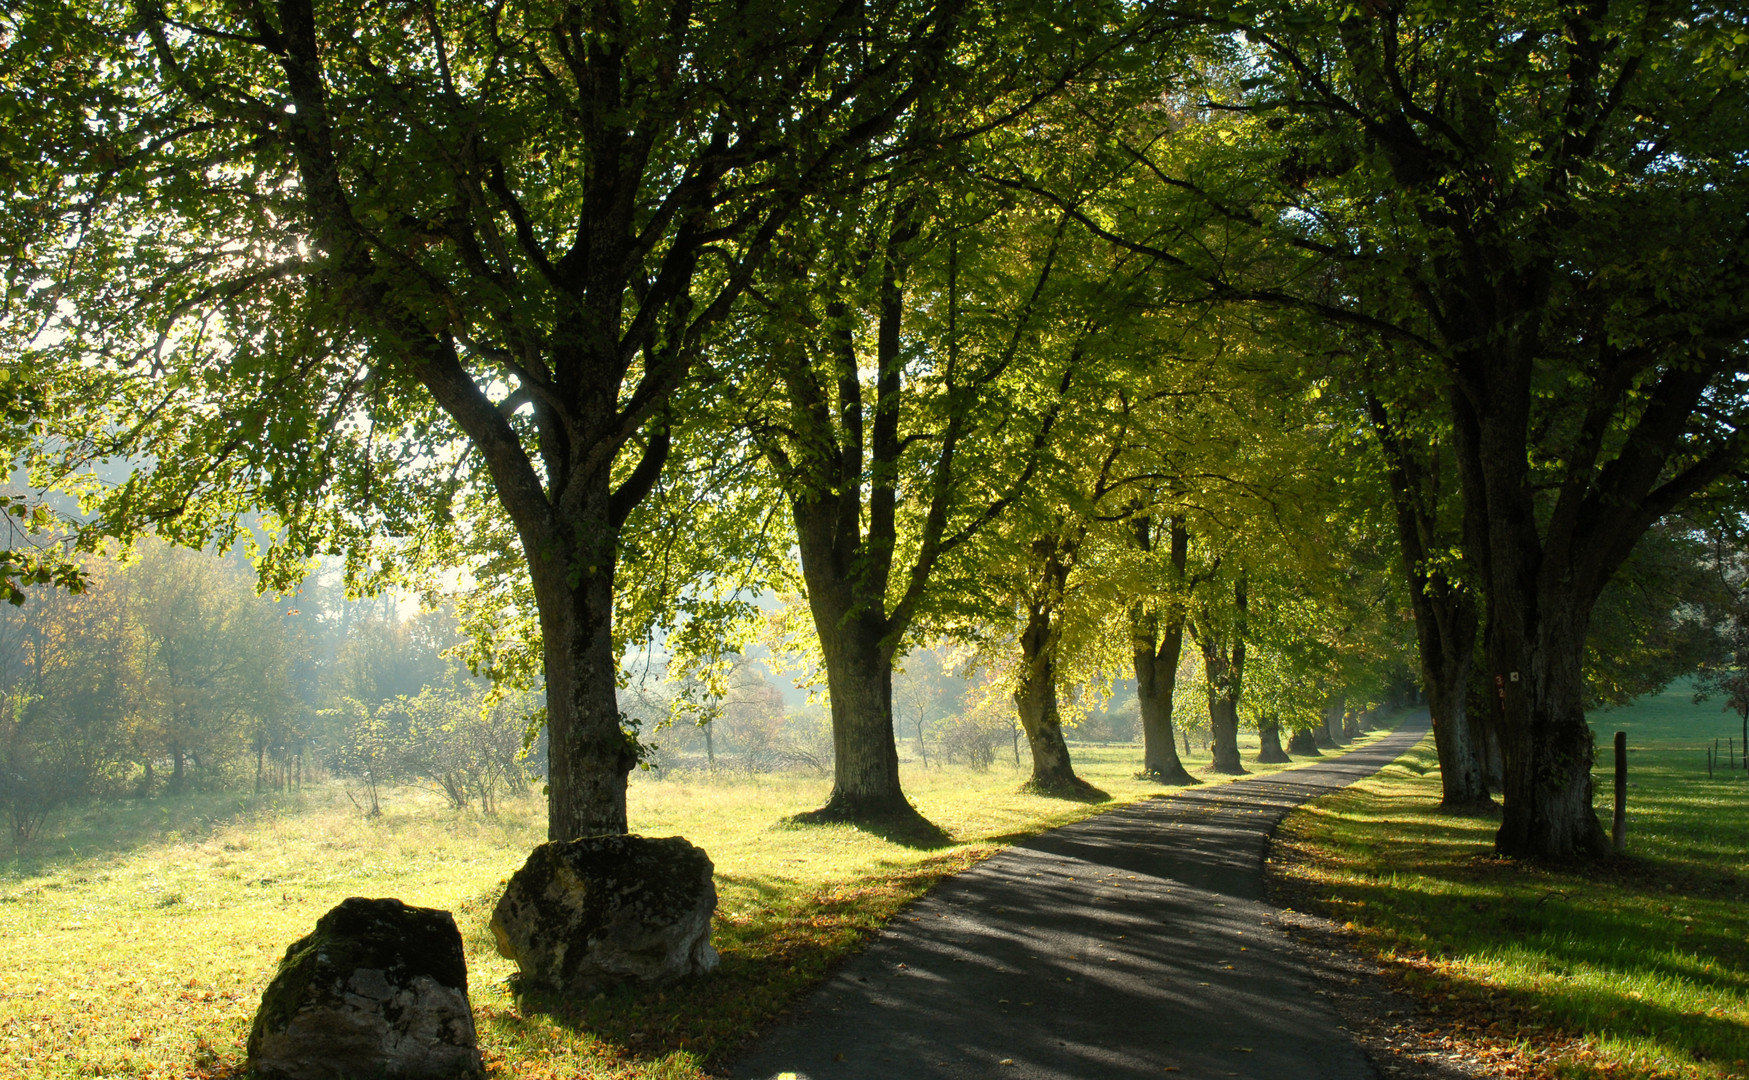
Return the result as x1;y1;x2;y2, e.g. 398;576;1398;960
1273;684;1749;1080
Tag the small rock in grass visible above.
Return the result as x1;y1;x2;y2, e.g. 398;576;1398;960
490;834;718;998
247;896;483;1080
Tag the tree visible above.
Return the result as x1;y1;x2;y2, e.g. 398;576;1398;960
737;181;1085;819
127;542;299;794
1251;2;1749;856
1689;524;1749;756
11;0;974;840
892;645;965;768
1362;378;1490;807
1128;514;1198;783
1069;1;1749;856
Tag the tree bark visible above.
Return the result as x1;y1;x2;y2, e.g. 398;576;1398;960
1255;717;1290;763
1205;679;1243;773
1199;576;1247;775
1428;662;1489;808
527;500;637;839
1320;691;1347;747
1014;608;1081;792
1013;535;1087;794
1286;728;1321;756
813;615;908;817
1367;392;1491;808
1487;596;1610;857
1132;516;1194;784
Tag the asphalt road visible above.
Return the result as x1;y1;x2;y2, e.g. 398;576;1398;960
728;718;1430;1080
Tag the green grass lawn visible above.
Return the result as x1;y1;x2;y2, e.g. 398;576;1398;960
1273;686;1749;1080
0;730;1377;1079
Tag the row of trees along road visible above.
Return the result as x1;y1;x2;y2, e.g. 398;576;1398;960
3;0;1746;859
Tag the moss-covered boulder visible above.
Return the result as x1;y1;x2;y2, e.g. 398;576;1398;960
490;835;718;998
247;897;482;1080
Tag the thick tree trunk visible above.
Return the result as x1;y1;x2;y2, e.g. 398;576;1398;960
1013;540;1086;795
1286;728;1321;756
1428;660;1490;808
1206;688;1243;773
1132;518;1194;784
1198;577;1247;774
521;465;647;843
1342;710;1363;741
531;515;636;840
1134;627;1194;784
813;615;909;818
1013;631;1080;793
1321;692;1348;747
1255;718;1290;763
1490;605;1609;858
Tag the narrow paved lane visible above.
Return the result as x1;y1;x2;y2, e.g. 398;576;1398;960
729;719;1429;1080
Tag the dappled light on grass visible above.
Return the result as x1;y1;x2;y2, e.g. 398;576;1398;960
0;735;1340;1078
1274;688;1749;1080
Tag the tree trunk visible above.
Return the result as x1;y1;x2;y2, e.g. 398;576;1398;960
1132;517;1193;784
1428;660;1490;808
1321;691;1347;746
1206;686;1243;773
1255;717;1290;763
527;492;637;841
1286;728;1321;756
1490;603;1609;857
1198;577;1247;774
170;744;186;796
1451;379;1612;858
809;611;908;819
1015;597;1083;794
1342;710;1363;741
1366;391;1490;807
1134;626;1194;784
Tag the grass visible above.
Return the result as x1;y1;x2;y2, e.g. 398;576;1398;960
0;729;1370;1079
1272;685;1749;1080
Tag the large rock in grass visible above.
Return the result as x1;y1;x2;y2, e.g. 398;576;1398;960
247;897;483;1080
490;835;718;998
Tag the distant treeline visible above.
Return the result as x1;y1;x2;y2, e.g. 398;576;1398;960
0;540;542;849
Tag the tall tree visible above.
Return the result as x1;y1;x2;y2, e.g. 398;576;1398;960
1128;514;1197;783
10;0;967;839
1064;0;1749;856
741;188;1080;819
1363;382;1490;807
1248;1;1749;856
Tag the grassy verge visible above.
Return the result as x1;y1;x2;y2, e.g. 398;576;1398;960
0;730;1370;1079
1272;687;1749;1080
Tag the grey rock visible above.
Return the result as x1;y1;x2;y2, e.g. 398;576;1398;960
247;897;483;1080
490;834;718;998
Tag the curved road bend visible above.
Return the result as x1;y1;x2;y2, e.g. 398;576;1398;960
728;717;1430;1080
